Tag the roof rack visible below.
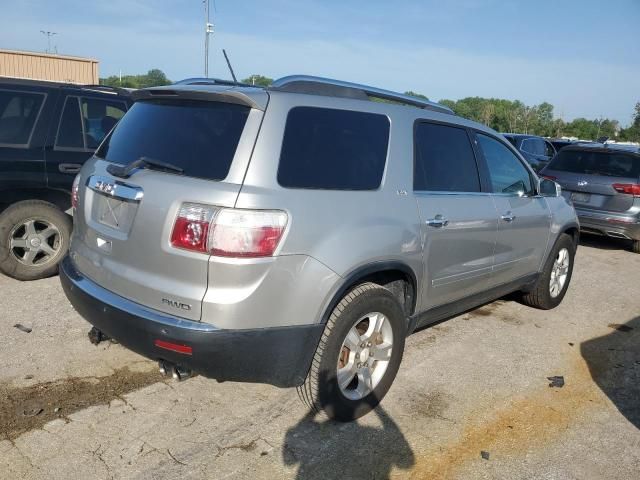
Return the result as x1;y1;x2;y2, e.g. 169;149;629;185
81;84;132;96
270;75;454;114
173;77;254;88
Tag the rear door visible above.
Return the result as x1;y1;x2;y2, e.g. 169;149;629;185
474;132;550;283
45;90;128;191
414;121;498;308
0;84;55;192
545;148;640;214
72;95;264;320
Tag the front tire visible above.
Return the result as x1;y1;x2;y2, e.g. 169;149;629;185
0;200;72;281
298;283;406;421
521;233;575;309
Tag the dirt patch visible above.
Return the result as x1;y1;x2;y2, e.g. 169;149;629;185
409;354;607;479
0;367;161;440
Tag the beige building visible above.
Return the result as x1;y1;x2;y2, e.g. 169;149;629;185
0;49;99;84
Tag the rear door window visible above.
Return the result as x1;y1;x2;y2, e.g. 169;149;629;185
96;99;250;181
549;149;640;178
414;122;481;192
477;133;534;195
521;138;544;155
277;107;390;190
0;89;46;146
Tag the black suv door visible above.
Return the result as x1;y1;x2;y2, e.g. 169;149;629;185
45;89;128;191
0;83;57;193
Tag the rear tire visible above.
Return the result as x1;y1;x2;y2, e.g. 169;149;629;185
632;240;640;254
521;233;575;310
298;283;406;421
0;200;72;281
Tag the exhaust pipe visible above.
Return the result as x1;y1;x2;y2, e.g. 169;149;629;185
158;361;192;381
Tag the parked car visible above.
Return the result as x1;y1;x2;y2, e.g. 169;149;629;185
502;133;556;171
548;138;575;152
0;77;132;280
540;143;640;253
60;75;578;421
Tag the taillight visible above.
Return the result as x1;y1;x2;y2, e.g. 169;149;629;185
71;174;81;210
612;183;640;197
542;174;557;181
170;203;217;253
170;203;288;258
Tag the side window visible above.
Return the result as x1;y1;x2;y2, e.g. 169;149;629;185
414;122;480;192
0;89;45;146
56;96;84;149
520;138;538;155
477;133;534;195
80;98;127;149
278;107;390;190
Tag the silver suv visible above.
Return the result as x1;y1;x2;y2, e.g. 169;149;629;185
60;76;579;421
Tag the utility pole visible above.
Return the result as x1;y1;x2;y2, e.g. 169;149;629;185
40;31;57;54
204;0;214;77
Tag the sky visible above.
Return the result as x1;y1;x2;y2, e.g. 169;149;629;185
1;0;639;125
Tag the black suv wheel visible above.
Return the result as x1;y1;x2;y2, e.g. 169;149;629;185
0;200;72;280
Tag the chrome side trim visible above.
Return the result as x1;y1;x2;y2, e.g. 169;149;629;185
63;256;218;332
87;175;144;201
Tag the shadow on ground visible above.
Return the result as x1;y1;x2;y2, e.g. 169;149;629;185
283;405;414;479
581;316;640;430
579;233;634;252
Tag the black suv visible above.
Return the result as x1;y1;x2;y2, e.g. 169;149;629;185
0;78;132;280
502;133;557;171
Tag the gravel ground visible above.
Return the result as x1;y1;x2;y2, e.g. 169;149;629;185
0;235;638;479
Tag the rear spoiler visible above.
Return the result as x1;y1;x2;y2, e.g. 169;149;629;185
132;87;267;111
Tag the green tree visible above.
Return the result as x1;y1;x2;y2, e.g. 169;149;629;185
100;69;171;88
241;75;273;87
404;91;429;100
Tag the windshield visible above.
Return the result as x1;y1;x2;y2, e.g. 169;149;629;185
548;149;640;178
96;99;250;181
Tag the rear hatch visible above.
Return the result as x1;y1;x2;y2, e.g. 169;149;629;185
544;147;640;213
72;87;267;321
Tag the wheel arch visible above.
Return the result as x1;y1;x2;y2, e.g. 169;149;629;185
0;188;71;216
320;261;418;325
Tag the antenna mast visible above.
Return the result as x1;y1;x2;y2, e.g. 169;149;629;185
204;0;214;77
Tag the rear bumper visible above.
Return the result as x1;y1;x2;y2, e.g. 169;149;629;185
575;208;640;241
59;256;324;387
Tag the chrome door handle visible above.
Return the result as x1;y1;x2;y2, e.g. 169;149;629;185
426;215;449;228
501;212;516;222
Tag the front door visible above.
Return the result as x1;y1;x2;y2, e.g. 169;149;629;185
475;133;551;284
413;121;498;310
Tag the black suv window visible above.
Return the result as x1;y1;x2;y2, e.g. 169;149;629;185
278;107;390;190
57;96;128;151
414;122;480;192
477;133;534;195
96;99;250;181
549;149;640;178
0;89;45;146
56;97;84;149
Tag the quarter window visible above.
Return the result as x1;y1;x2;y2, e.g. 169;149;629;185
414;122;480;192
56;97;84;149
477;134;534;195
278;107;390;190
0;90;45;146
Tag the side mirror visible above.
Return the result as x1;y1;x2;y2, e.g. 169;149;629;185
539;177;561;197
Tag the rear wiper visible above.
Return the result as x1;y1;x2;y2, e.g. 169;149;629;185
106;156;184;178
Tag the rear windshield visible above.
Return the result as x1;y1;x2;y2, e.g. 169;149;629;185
96;99;250;181
548;149;640;178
